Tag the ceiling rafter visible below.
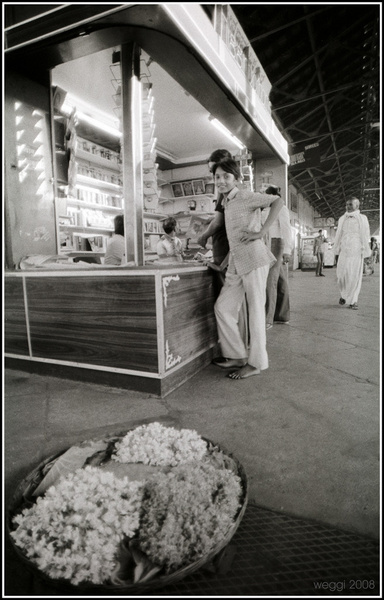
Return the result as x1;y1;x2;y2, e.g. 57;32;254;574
248;7;330;43
325;139;367;161
304;7;348;203
273;83;362;111
359;24;379;207
231;5;380;227
277;102;326;135
273;12;370;87
287;123;367;146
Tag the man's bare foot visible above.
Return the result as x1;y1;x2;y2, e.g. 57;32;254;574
213;358;247;369
227;364;261;379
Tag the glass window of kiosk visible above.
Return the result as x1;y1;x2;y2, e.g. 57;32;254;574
51;48;123;265
50;46;245;267
3;44;252;270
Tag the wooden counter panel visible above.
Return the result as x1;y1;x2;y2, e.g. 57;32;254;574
161;348;214;397
5;357;162;396
4;278;29;356
162;271;217;367
25;276;158;372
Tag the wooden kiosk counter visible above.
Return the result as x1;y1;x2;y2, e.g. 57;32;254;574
5;264;216;397
4;4;289;397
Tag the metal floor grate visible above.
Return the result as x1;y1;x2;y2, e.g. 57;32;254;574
142;502;380;597
6;502;380;596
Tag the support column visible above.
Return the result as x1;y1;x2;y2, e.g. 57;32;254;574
121;43;144;265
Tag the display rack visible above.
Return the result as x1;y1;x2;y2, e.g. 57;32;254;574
55;110;123;257
140;60;164;257
158;182;215;215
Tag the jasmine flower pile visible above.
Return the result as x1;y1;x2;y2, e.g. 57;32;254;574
10;466;143;585
10;423;244;587
113;422;208;466
139;462;242;573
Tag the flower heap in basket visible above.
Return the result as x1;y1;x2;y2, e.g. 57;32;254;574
10;422;246;588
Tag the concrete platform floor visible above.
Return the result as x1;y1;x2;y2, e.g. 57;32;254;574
4;268;381;551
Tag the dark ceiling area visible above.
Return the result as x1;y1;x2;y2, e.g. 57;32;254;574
230;4;380;231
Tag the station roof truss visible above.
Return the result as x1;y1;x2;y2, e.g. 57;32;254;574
231;4;380;229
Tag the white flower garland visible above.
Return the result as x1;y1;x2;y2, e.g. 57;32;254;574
112;422;208;466
11;466;143;585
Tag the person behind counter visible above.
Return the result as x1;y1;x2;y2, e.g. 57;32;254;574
156;217;184;263
197;149;232;270
262;185;292;329
104;215;126;265
211;158;283;380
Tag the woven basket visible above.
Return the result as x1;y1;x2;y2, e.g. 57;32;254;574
7;432;248;593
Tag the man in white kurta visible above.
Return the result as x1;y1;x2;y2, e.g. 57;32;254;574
333;197;371;309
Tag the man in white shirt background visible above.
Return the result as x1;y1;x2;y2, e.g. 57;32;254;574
313;229;327;277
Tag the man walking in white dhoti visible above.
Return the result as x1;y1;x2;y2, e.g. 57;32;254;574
333;197;371;310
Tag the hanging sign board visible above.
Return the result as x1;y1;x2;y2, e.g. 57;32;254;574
290;142;321;169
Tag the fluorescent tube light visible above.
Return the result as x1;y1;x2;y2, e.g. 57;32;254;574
77;175;122;190
209;116;246;150
77;112;122;138
60;93;121;137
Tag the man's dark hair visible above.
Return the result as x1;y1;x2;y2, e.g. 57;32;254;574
162;217;177;234
208;149;232;163
265;185;281;197
114;215;124;236
211;158;241;180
